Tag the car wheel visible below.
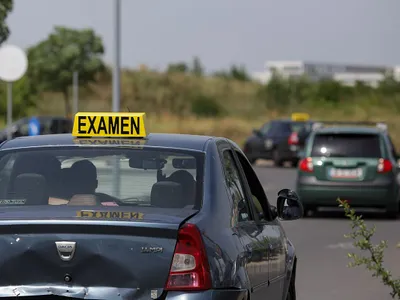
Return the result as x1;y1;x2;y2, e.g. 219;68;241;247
291;158;299;168
273;149;283;167
302;205;315;217
244;145;257;165
385;210;398;220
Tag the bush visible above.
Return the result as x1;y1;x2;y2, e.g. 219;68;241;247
338;199;400;298
191;94;224;117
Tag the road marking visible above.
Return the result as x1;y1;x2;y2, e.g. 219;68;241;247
326;242;355;250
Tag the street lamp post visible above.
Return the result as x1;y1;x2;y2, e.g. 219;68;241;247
112;0;121;198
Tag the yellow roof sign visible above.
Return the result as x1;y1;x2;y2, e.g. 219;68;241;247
291;113;310;121
72;112;146;138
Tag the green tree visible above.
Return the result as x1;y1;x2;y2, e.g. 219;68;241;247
0;76;38;118
258;71;291;109
191;56;204;77
0;0;13;45
229;65;250;82
27;26;105;116
166;62;188;73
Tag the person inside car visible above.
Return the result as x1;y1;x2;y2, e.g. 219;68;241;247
67;159;119;206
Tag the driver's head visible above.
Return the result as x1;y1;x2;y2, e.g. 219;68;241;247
70;160;98;194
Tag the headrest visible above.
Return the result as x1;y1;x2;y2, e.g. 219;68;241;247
10;154;60;191
13;173;49;205
13;153;60;176
68;194;98;206
167;170;196;205
151;181;184;208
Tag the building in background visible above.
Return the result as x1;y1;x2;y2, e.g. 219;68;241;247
251;60;398;87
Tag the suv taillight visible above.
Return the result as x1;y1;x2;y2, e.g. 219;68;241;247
165;223;211;291
288;132;299;145
377;158;392;173
299;157;313;172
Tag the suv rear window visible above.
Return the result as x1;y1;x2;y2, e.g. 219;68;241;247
311;133;382;158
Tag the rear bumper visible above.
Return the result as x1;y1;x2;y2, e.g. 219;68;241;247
0;286;248;300
166;289;249;299
296;176;398;209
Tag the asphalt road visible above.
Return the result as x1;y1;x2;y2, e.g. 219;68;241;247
254;160;399;300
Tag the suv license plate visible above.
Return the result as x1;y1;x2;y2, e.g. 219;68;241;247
330;168;362;179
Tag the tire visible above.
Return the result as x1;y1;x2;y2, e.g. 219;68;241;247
244;145;257;165
248;157;257;165
385;210;398;220
273;149;284;167
302;204;315;218
291;158;299;168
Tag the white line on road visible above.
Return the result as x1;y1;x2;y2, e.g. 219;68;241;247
326;242;355;250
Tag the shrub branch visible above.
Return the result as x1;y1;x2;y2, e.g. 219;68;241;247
338;199;400;298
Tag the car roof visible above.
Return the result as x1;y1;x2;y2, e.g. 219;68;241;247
0;133;214;152
313;126;383;135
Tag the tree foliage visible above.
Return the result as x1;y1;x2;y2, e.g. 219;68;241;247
338;199;400;298
166;62;188;74
27;26;105;116
0;76;38;118
0;0;13;45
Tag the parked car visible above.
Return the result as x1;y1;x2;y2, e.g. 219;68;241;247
243;113;315;167
0;116;72;143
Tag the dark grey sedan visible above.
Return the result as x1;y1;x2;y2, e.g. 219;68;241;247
0;133;302;300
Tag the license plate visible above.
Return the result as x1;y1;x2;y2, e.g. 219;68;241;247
329;168;363;179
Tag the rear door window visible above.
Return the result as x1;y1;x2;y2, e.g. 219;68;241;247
290;122;306;133
311;133;382;158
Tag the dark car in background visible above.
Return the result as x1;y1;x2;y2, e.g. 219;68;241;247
296;121;400;218
0;116;72;143
243;113;315;167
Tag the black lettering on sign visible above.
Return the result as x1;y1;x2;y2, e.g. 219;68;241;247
88;116;97;134
110;211;121;219
109;117;119;134
78;116;87;134
98;117;107;134
76;210;144;220
121;117;129;134
131;117;140;135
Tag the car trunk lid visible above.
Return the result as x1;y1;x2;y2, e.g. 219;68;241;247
0;207;197;299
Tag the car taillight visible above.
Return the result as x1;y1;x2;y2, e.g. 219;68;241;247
288;132;299;145
165;223;211;291
299;157;313;172
377;158;392;173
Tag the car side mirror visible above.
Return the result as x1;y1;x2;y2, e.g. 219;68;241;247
276;189;303;220
253;129;262;137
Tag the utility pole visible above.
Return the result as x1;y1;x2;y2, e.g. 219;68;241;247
72;71;79;115
112;0;121;198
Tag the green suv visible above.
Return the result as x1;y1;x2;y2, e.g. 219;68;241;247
296;122;400;218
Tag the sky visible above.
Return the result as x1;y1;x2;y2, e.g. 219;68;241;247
5;0;400;72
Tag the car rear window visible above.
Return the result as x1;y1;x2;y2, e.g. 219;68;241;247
0;147;204;212
291;122;308;133
311;133;382;158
